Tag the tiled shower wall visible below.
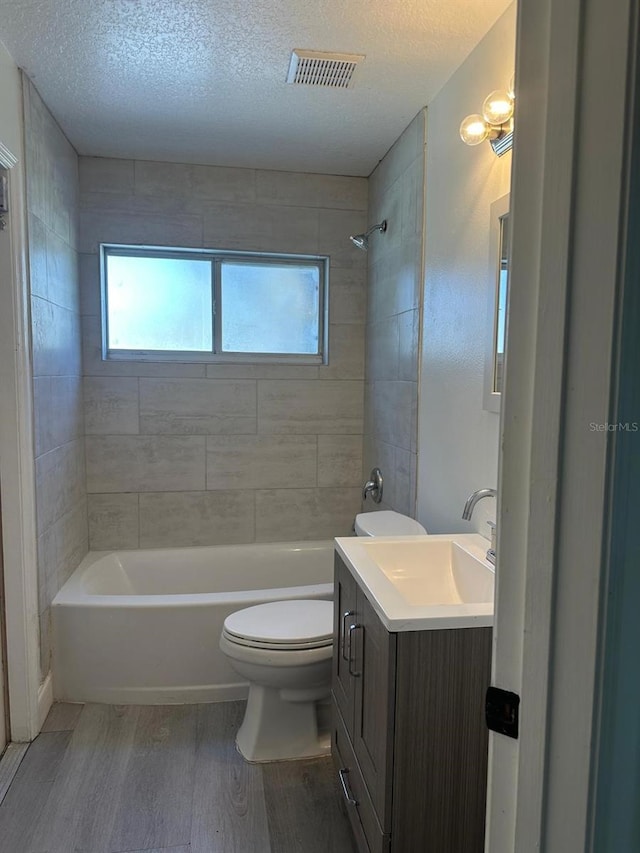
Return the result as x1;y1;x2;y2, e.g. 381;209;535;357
79;158;367;549
23;78;88;676
362;111;426;517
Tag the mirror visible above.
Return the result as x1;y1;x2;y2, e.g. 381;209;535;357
484;193;510;412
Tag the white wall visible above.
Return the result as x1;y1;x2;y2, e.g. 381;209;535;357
417;4;516;535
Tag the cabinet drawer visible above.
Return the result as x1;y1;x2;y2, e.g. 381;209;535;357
332;699;389;853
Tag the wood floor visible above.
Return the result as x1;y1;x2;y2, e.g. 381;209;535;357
0;701;356;853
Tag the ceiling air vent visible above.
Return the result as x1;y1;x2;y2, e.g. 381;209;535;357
286;49;364;89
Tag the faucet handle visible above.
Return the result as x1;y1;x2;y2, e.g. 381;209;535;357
362;467;383;503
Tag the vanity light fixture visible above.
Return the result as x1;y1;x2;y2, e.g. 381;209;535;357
460;76;515;157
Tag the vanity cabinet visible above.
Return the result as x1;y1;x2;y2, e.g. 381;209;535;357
332;553;492;853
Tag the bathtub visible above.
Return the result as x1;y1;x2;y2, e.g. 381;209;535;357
51;540;334;705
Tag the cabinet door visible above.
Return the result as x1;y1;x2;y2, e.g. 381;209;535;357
352;589;397;830
332;554;358;728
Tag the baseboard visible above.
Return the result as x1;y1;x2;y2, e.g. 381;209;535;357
37;671;53;730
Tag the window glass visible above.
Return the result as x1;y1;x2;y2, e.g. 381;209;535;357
101;246;326;363
220;262;320;354
106;254;212;352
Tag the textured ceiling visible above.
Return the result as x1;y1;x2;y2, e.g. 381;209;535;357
0;0;512;176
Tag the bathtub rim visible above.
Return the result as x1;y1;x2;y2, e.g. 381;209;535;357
53;538;336;608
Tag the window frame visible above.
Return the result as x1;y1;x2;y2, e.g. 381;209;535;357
100;243;329;365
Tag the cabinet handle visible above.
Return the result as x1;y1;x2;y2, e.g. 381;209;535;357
341;610;355;660
348;623;363;677
338;767;358;806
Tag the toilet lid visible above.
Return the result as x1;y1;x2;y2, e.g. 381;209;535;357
223;599;333;650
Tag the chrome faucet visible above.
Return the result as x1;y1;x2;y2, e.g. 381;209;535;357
462;488;497;519
462;488;497;566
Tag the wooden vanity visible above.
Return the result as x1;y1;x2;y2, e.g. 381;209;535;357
331;552;492;853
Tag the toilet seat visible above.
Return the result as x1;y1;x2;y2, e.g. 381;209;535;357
222;599;333;651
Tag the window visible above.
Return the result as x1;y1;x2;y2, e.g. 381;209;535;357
101;245;328;363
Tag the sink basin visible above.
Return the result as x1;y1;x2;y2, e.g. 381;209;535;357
360;538;494;606
334;533;495;631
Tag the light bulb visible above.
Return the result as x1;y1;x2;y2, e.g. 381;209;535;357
482;90;514;126
507;74;516;100
460;114;489;146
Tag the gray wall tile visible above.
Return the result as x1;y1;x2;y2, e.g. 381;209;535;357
202;202;318;254
329;268;366;325
366;315;399;382
139;379;256;434
206;435;317;490
322;325;365;381
35;440;86;536
24;78;87;677
398;309;420;382
46;229;80;311
31;297;82;378
205;363;319;380
29;213;49;300
139;491;255;548
317;209;367;269
369;380;417;452
88;493;139;550
79;252;100;317
86;435;206;493
54;499;89;589
80;209;203;254
33;377;83;459
363;110;425;518
134;160;256;203
317;436;363;487
255;171;367;211
84;377;139;434
79;157;135;195
258;380;363;434
255;488;360;541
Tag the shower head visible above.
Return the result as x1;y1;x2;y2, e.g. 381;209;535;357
349;220;387;251
350;233;369;250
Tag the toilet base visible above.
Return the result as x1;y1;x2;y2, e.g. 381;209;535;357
236;684;330;763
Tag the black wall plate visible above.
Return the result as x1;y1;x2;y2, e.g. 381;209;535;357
486;686;520;739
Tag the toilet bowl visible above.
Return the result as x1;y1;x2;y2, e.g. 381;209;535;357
220;598;333;762
221;511;426;763
354;509;428;536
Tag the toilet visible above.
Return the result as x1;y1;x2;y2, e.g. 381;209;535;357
220;598;334;762
220;510;427;763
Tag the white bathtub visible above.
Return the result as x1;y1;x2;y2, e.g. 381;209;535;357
51;540;335;705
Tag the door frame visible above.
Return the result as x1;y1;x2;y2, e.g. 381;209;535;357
0;130;42;742
486;0;637;849
589;4;640;845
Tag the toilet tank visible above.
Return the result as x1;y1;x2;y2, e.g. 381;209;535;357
354;510;427;537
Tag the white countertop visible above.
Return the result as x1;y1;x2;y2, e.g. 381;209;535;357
334;533;495;632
